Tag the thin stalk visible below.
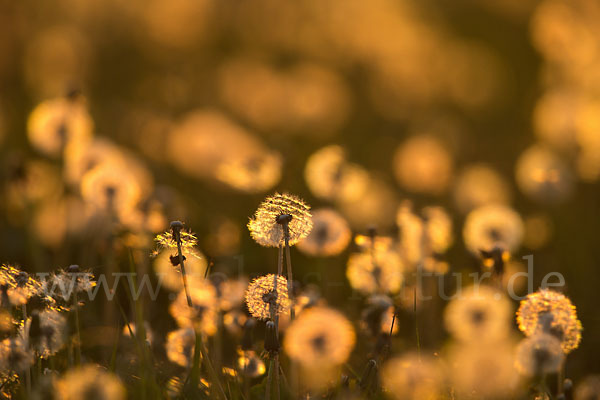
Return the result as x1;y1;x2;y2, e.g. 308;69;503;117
21;305;31;397
557;360;565;396
198;335;227;400
175;232;193;307
72;292;82;365
266;359;274;400
274;356;281;400
414;287;421;361
283;223;295;321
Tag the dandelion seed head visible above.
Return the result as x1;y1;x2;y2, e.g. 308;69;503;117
0;264;44;306
453;164;511;214
55;365;126;400
463;204;524;255
397;202;453;268
393;135;453;195
516;289;582;353
154;228;198;253
80;162;143;217
165;327;196;368
297;209;351;257
284;307;355;368
247;193;312;247
169;279;218;335
215;152;282;193
515;333;564;376
381;353;443;400
346;248;404;295
153;249;207;292
237;350;266;378
574;374;600;400
516;145;573;204
215;278;248;311
304;145;370;202
444;285;512;343
27;96;93;158
0;337;34;372
25;310;67;358
244;274;291;320
448;342;520;399
48;268;96;302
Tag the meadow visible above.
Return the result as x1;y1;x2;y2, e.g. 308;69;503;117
0;0;599;399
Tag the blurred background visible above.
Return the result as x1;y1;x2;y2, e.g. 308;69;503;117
1;0;599;387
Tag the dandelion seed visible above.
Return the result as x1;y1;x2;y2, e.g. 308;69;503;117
165;327;196;368
297;208;351;257
54;364;126;400
515;333;564;376
244;275;291;320
346;248;404;295
283;307;355;368
444;285;512;343
169;279;218;335
237;350;266;378
516;289;582;353
247;193;312;247
381;353;444;400
463;204;524;255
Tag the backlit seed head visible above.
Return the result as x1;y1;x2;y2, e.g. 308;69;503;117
574;374;600;400
244;275;291;320
515;333;564;377
247;193;312;247
54;364;126;400
381;353;444;400
165;328;196;368
169;279;218;335
284;307;355;368
516;289;582;353
27;96;93;158
346;248;404;295
237;350;266;378
0;337;33;372
297;208;351;257
463;204;524;255
444;285;512;343
0;264;44;306
154;227;199;254
25;309;67;358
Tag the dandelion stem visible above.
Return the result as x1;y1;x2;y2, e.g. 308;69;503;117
72;291;82;365
266;359;274;400
274;356;281;400
173;227;193;308
414;287;421;362
283;227;295;321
